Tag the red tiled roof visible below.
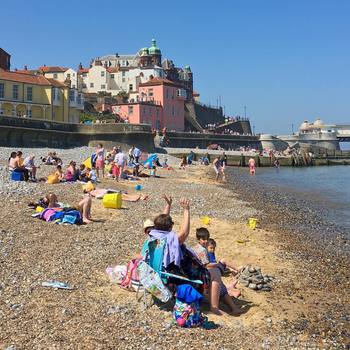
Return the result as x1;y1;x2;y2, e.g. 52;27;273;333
0;70;51;85
38;66;68;73
0;70;69;88
78;68;89;74
15;69;37;75
139;77;181;87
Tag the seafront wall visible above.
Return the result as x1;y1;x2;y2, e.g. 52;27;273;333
165;148;294;166
0;116;154;150
165;131;260;149
0;116;261;151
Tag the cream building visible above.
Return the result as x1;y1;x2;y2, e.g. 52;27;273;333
0;69;84;123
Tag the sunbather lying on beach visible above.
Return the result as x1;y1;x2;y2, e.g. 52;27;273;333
86;187;149;202
30;192;93;224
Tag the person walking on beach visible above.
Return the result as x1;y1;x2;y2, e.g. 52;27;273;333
95;143;105;179
133;146;142;163
213;157;226;182
248;158;256;175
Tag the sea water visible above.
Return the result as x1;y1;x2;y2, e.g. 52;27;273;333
248;166;350;230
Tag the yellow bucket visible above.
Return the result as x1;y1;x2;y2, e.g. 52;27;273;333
201;216;211;225
248;218;258;229
103;193;122;209
83;157;92;169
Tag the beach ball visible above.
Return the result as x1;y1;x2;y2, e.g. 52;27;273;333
135;184;142;191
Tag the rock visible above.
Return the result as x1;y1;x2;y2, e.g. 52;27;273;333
257;284;263;290
248;266;256;273
248;283;257;290
262;286;272;292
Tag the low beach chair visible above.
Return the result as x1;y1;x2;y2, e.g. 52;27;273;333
141;238;203;286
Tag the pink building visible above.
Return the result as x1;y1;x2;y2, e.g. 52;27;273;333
114;78;185;131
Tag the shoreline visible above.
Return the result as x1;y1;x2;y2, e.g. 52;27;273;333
0;147;349;349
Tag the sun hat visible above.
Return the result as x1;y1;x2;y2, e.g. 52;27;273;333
143;219;154;230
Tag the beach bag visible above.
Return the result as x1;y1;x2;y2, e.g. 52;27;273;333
106;265;127;284
173;299;204;328
120;258;142;291
172;284;204;328
137;260;172;303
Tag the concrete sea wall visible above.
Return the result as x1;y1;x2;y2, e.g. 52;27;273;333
0;116;155;150
165;131;261;149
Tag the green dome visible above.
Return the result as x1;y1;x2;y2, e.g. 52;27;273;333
148;39;161;55
184;65;191;72
139;47;149;56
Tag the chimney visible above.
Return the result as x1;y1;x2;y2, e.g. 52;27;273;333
78;62;83;70
24;65;28;70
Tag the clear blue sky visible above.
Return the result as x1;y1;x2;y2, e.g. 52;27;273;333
2;0;349;134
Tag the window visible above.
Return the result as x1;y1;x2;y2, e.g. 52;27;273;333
73;73;75;77
13;85;19;100
26;86;33;101
0;83;4;98
90;83;94;88
128;106;134;115
166;89;169;99
122;71;125;77
122;78;126;83
77;94;81;105
27;107;32;118
83;73;87;77
57;89;61;100
82;83;87;88
129;84;133;91
69;89;75;102
53;73;58;79
101;71;105;77
67;73;71;79
111;74;115;78
149;107;152;115
101;84;106;89
148;88;153;97
72;84;76;88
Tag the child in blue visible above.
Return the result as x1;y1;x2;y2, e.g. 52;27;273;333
207;238;241;298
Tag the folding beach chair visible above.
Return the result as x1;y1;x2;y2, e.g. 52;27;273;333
141;238;203;286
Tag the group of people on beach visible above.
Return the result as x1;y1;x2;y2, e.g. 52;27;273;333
138;195;243;317
16;145;250;321
7;142;168;185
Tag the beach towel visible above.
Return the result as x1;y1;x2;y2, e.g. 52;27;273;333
148;229;183;268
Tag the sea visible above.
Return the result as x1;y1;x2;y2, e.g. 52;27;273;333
238;165;350;232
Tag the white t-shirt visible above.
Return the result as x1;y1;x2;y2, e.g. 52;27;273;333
133;147;141;158
115;152;126;166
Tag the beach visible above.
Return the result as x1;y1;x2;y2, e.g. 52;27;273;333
0;147;349;350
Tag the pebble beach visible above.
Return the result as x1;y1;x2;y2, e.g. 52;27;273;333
0;147;349;349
